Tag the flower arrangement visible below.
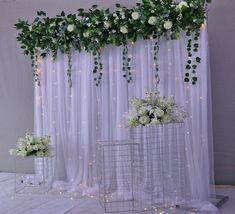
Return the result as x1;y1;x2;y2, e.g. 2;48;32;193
9;133;53;157
126;92;187;128
15;0;212;86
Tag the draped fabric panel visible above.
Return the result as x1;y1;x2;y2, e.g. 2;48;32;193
35;27;216;210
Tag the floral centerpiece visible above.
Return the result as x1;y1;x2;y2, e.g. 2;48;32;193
9;133;53;157
126;92;187;128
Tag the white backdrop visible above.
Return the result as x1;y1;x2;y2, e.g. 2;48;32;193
35;27;217;211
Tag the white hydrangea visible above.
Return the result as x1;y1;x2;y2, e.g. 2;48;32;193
164;21;173;30
131;12;140;20
139;116;150;125
120;25;128;34
67;24;76;32
148;16;157;25
127;117;139;128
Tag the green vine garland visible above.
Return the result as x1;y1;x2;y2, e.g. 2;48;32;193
15;0;212;86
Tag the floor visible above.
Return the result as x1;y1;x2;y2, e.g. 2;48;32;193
0;173;234;214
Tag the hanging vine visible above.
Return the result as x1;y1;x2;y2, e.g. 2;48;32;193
122;44;132;83
92;51;103;86
185;29;201;85
32;52;41;86
67;51;72;87
153;37;160;85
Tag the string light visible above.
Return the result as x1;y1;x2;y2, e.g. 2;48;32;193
201;23;206;30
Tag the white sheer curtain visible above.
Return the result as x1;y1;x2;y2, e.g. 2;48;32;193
34;27;217;212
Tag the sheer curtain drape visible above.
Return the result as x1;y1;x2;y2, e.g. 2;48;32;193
35;27;216;211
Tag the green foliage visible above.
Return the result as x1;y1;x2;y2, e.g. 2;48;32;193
15;0;212;85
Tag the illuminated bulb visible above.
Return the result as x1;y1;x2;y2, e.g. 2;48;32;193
201;23;206;30
200;96;203;100
168;48;171;52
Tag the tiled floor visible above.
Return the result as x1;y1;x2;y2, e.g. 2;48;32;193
0;173;234;214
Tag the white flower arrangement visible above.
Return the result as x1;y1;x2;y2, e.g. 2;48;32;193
126;92;187;128
163;20;173;30
67;24;76;32
9;133;53;157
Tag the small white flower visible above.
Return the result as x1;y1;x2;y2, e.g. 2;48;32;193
87;23;91;27
28;26;33;31
120;11;125;16
104;21;111;29
148;16;157;25
112;30;116;33
121;15;125;19
83;31;90;38
67;24;75;32
177;1;189;10
131;12;140;20
120;25;128;34
164;21;173;30
113;13;117;17
95;21;100;25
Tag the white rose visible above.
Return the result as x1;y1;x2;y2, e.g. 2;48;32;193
28;26;33;31
83;31;90;38
104;21;111;29
139;116;150;125
131;12;140;20
67;24;75;32
150;118;160;125
164;21;173;30
120;25;128;34
177;1;189;10
148;16;157;25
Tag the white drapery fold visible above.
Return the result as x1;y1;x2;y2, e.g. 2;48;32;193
34;27;216;211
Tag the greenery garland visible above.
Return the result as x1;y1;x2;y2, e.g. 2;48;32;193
15;0;212;86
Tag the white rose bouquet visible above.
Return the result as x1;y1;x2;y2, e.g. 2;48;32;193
126;92;187;128
9;133;53;157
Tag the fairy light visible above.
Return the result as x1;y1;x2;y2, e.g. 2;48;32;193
201;23;206;30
